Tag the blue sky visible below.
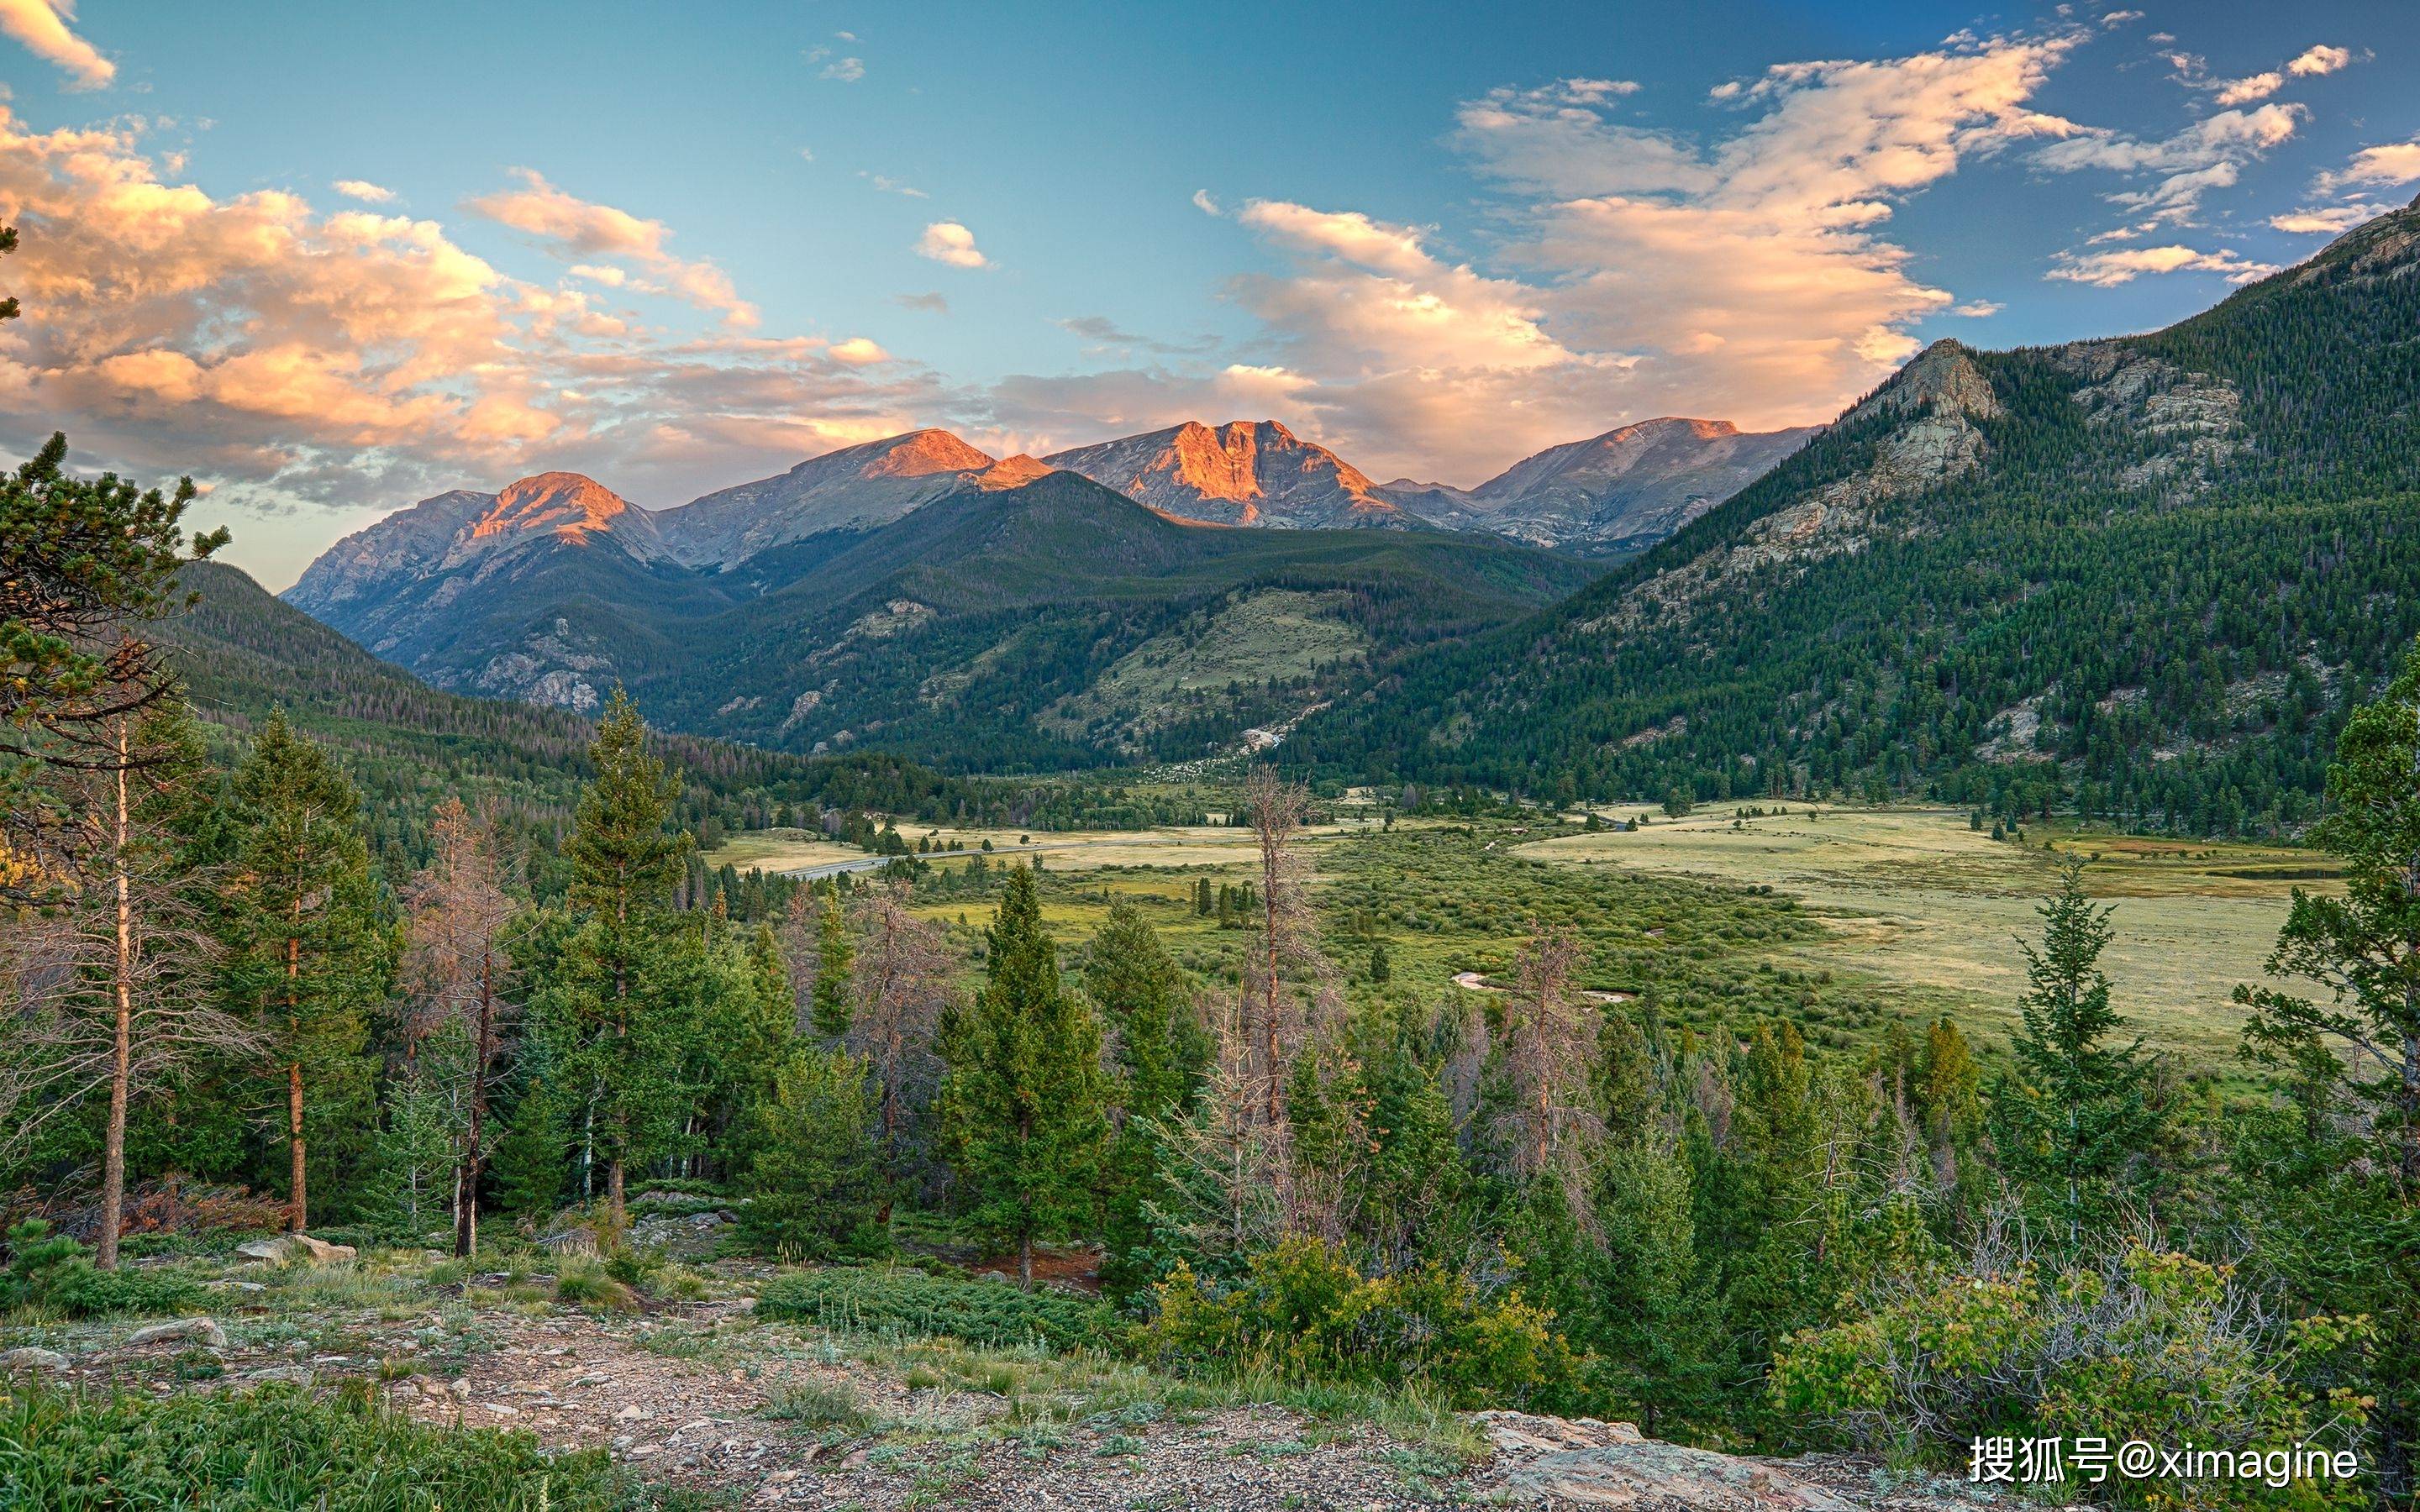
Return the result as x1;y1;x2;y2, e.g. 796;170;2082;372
2;0;2415;585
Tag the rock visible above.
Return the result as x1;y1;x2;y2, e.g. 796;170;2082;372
448;1378;472;1400
2;1347;69;1372
616;1404;650;1422
1481;1411;1861;1510
125;1317;228;1350
234;1233;357;1265
240;1365;314;1385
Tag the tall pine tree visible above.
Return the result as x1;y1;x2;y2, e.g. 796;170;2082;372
223;710;387;1233
938;865;1107;1288
1988;861;2158;1246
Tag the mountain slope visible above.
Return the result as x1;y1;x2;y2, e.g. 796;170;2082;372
1043;419;1403;528
1405;417;1818;555
283;466;1595;769
656;429;996;567
161;561;1013;848
1299;195;2420;835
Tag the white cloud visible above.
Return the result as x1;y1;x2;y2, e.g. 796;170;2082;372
2035;103;2302;225
915;220;989;269
2286;45;2353;76
2269;205;2375;234
820;56;865;82
1949;300;2004;317
332;179;395;203
464;167;757;328
861;173;926;198
1191;188;1220;215
0;0;112;88
2211;72;2282;107
2046;243;2277;286
2315;139;2420;194
1153;29;2093;482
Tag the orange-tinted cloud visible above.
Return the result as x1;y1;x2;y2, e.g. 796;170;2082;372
465;168;758;328
0;0;113;89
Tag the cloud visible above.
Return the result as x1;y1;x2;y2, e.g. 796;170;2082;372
2035;103;2302;225
0;104;946;575
0;0;113;88
1144;29;2093;483
915;220;989;269
332;179;395;203
2045;243;2277;286
1949;300;2004;317
464;168;757;328
2315;139;2420;193
1055;314;1217;357
1191;189;1220;215
861;173;926;198
2269;205;2374;234
820;56;864;82
892;291;949;313
2211;72;2282;107
2286;45;2353;76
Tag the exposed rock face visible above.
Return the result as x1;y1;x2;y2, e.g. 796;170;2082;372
287;471;665;622
1044;419;1402;528
976;454;1054;491
235;1232;359;1264
1405;417;1817;554
657;430;996;565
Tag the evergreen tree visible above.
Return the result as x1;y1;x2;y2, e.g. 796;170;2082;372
937;865;1108;1287
1085;901;1204;1120
739;1047;886;1259
222;710;388;1232
810;881;855;1039
558;689;689;1243
1988;862;2158;1245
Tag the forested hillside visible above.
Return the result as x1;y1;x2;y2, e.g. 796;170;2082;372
161;562;1178;871
1302;197;2420;837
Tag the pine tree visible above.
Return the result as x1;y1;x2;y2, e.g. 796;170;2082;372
560;689;689;1243
1085;901;1203;1121
811;881;855;1039
1989;861;2158;1246
937;865;1108;1288
223;710;387;1233
739;1047;886;1259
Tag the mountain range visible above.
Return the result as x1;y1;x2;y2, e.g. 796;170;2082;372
275;194;2420;830
1296;192;2420;832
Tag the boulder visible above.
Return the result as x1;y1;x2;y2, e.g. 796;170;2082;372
240;1365;314;1386
235;1233;357;1265
124;1317;229;1350
1;1347;69;1372
1477;1412;1861;1511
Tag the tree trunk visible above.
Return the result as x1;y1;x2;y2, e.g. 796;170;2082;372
1019;1231;1034;1291
96;722;134;1271
455;950;494;1258
287;1060;307;1232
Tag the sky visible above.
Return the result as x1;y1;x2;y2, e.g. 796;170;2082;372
2;1;2417;588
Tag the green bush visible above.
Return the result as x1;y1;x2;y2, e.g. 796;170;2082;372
1;1219;206;1319
1139;1236;1577;1409
1770;1247;2372;1510
0;1378;667;1509
756;1264;1118;1350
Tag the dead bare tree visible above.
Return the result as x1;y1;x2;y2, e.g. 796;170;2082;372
1492;927;1604;1219
843;881;951;1202
0;735;255;1267
399;799;525;1257
1138;988;1294;1273
1239;767;1328;1129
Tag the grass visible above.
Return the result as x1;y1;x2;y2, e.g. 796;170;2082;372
1520;803;2330;1058
0;1378;663;1511
763;1376;874;1431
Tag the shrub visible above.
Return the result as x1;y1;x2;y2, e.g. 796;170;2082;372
0;1378;656;1509
552;1257;636;1311
1139;1236;1577;1409
763;1377;871;1431
1770;1246;2372;1509
739;1051;890;1262
756;1265;1118;1350
1;1219;206;1319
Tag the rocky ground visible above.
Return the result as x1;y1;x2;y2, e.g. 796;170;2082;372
2;1231;2045;1511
